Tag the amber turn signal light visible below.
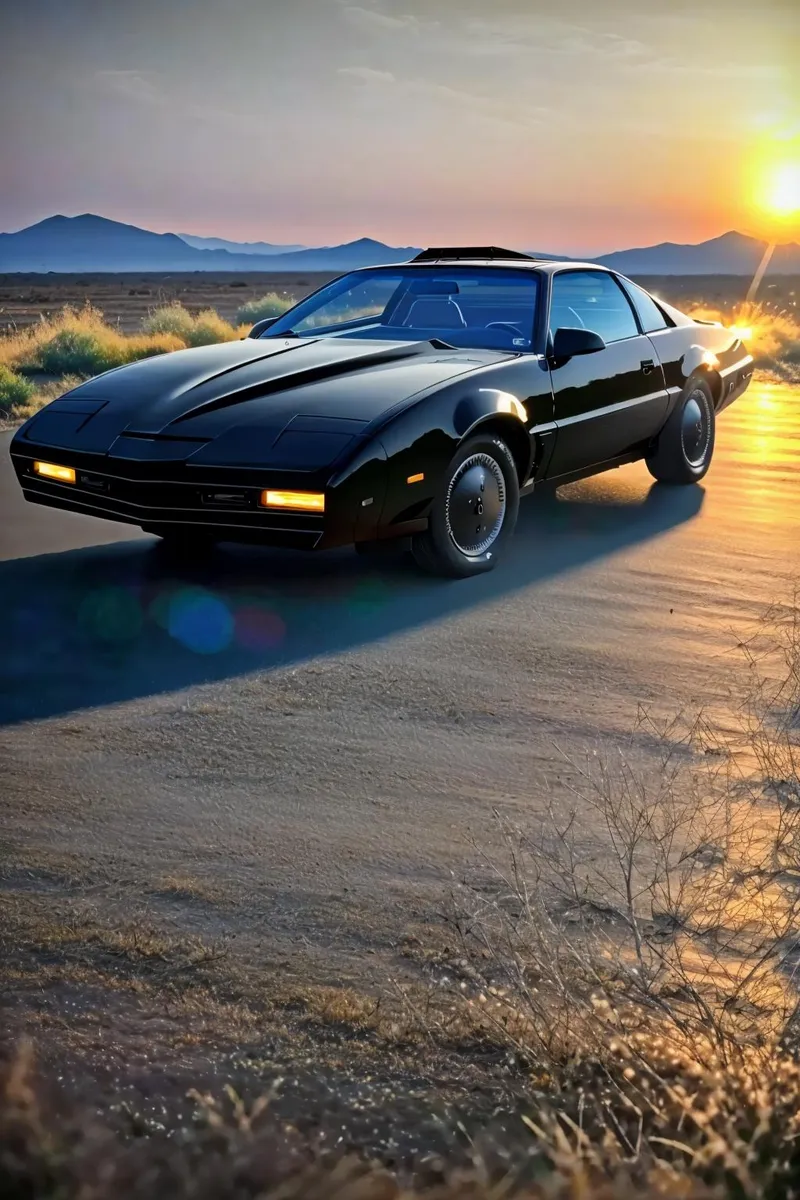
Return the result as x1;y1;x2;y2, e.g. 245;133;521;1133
260;489;325;512
33;461;76;484
406;472;425;484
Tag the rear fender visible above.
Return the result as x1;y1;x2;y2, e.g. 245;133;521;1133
681;345;723;404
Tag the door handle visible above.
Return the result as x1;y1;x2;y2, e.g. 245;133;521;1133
641;358;655;375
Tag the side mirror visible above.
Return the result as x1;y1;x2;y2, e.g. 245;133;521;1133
551;326;606;358
247;316;279;339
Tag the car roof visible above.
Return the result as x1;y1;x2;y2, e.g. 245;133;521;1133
355;254;613;275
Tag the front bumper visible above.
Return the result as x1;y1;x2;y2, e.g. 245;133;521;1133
10;443;350;550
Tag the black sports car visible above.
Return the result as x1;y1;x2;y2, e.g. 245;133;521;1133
10;248;753;577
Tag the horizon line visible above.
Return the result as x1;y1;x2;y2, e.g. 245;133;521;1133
1;212;798;259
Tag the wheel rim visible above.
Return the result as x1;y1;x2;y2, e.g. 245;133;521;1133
681;389;712;468
445;453;506;557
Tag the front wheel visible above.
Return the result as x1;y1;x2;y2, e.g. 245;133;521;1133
646;379;716;484
411;434;520;578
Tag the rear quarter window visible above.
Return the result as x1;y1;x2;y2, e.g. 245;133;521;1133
619;281;670;333
549;270;639;343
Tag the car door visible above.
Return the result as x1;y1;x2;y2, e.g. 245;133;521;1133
545;269;668;480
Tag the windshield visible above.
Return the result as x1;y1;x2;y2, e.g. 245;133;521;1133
262;266;540;352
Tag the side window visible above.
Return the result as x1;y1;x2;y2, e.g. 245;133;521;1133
549;271;639;343
620;280;669;333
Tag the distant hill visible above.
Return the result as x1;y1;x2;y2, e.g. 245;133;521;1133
0;215;220;272
0;215;420;273
178;233;306;255
595;231;800;275
1;215;798;275
251;237;421;271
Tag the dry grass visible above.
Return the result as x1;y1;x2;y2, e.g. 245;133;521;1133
141;302;242;347
0;304;184;375
0;302;245;419
0;362;36;412
0;892;229;990
387;596;800;1194
4;1033;797;1198
234;291;295;325
150;872;229;906
0;305;190;418
10;374;85;418
685;300;800;383
1;292;798;422
0;1043;727;1199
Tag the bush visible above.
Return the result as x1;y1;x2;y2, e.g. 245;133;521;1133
0;306;114;375
0;305;188;380
142;304;237;347
125;332;187;361
0;365;36;417
141;303;197;341
36;327;128;376
185;309;237;347
235;293;295;326
15;375;85;420
35;329;185;377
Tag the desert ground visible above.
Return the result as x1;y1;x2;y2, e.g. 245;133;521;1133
2;273;800;1192
2;368;800;1170
0;272;333;332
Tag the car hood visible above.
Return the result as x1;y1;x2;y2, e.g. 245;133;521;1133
17;336;512;465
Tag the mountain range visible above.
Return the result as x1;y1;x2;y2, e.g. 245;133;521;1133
1;214;798;275
0;216;419;273
177;233;305;255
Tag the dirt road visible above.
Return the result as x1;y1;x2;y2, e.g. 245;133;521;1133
2;381;799;989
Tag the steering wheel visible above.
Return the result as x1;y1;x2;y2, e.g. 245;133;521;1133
485;322;525;338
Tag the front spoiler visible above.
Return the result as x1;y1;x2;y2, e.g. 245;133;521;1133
10;447;342;550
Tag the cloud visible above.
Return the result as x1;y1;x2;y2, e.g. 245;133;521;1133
337;66;397;84
92;69;271;136
341;5;424;34
338;66;548;132
450;17;650;61
453;15;769;83
585;32;649;59
627;56;778;79
94;70;162;105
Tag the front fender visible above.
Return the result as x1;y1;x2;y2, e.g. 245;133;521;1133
371;368;545;538
453;388;528;437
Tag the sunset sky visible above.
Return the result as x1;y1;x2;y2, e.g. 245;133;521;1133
1;0;797;255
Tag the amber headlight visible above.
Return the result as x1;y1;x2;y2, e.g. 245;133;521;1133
260;490;325;512
33;461;76;484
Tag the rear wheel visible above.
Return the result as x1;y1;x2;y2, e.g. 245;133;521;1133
411;434;520;578
646;379;716;484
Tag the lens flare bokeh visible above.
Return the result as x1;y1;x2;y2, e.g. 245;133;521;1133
165;587;235;655
77;586;144;642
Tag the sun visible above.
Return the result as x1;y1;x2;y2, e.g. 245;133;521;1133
763;162;800;217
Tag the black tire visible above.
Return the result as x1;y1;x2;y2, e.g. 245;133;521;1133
646;378;716;484
411;434;520;578
143;526;219;555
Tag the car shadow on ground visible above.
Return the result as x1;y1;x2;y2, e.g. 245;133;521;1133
0;476;704;726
